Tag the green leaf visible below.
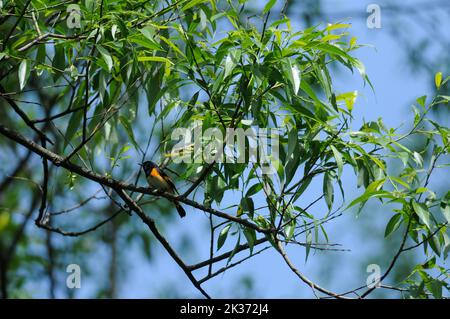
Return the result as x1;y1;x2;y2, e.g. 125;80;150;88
398;152;409;167
435;72;443;90
139;26;156;41
159;35;185;57
263;0;277;13
285;129;300;185
336;91;358;111
18;60;30;90
128;35;161;50
289;63;301;95
412;200;432;231
390;176;410;190
326;23;351;32
285;149;300;186
240;197;255;218
443;233;450;259
146;67;163;114
217;224;232;251
323;172;334;210
182;0;208;11
223;49;240;79
384;213;403;237
64;109;83;150
52;45;65;81
284;219;296;241
347;190;391;210
300;80;323;106
413;151;423;167
366;178;386;193
292;176;312;203
416;95;427;108
85;0;95;11
119;116;139;151
428;279;442;299
96;45;113;72
429;232;441;256
415;187;427;194
138;56;173;65
245;183;262;197
305;230;312;262
330;145;343;178
111;25;118;40
188;91;199;108
287;129;298;160
357;165;368;188
441;205;450;224
226;233;241;266
243;227;256;255
0;211;10;231
351;58;374;91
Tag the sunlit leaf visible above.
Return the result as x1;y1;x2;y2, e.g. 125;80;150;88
217;224;232;251
412;200;432;231
243;227;256;255
323;172;334;210
435;72;443;90
385;213;403;237
96;45;113;72
330;145;343;178
64;109;83;150
263;0;277;13
18;60;30;90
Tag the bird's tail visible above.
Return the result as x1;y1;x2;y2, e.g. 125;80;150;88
173;201;186;218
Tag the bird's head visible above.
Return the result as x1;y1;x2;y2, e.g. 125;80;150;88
140;161;157;176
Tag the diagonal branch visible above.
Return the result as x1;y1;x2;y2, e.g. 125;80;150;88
36;137;49;224
359;219;412;298
1;122;270;233
2;0;33;51
0;84;53;144
36;209;124;237
188;238;268;271
198;246;270;285
115;188;211;299
0;123;212;298
275;239;351;299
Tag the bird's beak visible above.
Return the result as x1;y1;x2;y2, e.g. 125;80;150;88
138;163;143;167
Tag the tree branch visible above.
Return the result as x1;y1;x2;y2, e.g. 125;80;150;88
276;239;351;299
0;84;53;144
115;189;211;299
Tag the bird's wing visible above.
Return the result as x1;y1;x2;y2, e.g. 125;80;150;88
157;167;178;194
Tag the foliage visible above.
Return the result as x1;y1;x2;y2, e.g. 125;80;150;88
0;0;449;298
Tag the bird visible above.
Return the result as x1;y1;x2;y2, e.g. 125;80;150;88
140;161;186;218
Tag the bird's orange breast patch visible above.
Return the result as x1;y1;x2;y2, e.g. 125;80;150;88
150;168;160;177
150;168;165;184
149;167;172;192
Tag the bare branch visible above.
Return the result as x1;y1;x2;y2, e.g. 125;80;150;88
275;239;351;299
0;84;53;144
199;246;270;284
115;188;211;299
37;209;124;237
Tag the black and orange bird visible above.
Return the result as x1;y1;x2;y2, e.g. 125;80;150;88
140;161;186;218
